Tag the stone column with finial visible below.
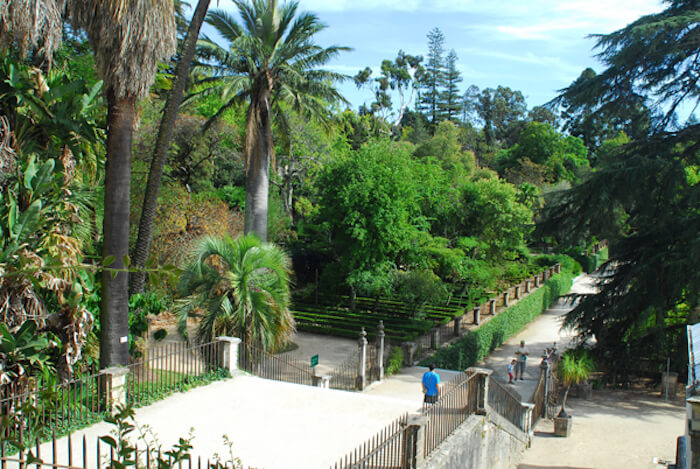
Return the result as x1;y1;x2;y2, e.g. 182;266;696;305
358;328;367;390
378;320;385;381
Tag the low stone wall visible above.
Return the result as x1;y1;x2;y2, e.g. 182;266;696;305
419;410;528;469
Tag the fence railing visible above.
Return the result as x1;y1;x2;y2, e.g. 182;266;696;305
411;264;561;364
1;369;107;444
330;413;408;469
126;340;225;407
531;369;546;426
327;350;360;391
487;376;526;432
421;371;479;456
0;427;255;469
238;341;314;386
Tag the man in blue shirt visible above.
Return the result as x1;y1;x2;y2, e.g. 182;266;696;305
422;364;440;404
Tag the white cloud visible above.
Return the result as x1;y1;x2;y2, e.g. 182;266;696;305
496;19;593;40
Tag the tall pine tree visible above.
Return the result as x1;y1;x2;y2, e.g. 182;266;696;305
439;49;463;122
418;27;445;125
540;0;700;378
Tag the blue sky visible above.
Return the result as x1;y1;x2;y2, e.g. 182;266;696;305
213;0;664;113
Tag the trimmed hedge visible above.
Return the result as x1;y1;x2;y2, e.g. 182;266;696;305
420;270;574;370
574;247;608;273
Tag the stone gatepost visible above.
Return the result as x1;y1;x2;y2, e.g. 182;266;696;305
467;367;492;415
514;285;521;299
402;341;417;366
218;336;241;374
402;413;428;469
431;328;440;350
521;402;535;445
489;299;496;315
312;374;331;388
473;306;481;325
378;320;386;381
454;316;463;337
503;291;510;307
358;328;368;390
100;367;129;413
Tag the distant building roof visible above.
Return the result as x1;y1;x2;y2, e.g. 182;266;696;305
687;323;700;393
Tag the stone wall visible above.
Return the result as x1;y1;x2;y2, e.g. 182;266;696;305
419;410;528;469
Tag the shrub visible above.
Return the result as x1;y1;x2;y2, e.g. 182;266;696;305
386;346;404;375
422;270;574;370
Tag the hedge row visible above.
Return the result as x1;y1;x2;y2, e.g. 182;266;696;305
420;270;574;370
575;247;608;273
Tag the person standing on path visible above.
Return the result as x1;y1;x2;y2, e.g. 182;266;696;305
515;340;530;380
422;364;441;404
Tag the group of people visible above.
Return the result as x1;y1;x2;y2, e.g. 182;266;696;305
421;340;540;405
508;340;529;384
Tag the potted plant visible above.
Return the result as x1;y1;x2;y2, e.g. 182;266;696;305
554;350;594;437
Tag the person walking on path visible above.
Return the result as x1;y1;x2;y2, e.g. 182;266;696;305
422;364;440;404
515;340;530;380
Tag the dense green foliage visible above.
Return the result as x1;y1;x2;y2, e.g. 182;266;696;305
1;0;691;391
422;271;574;370
541;0;700;377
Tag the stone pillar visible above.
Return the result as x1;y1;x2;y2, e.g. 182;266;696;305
542;270;547;282
454;316;463;337
555;263;561;274
686;396;700;468
539;359;550;419
473;306;481;325
402;341;417;366
525;279;531;293
489;299;496;315
431;328;440;350
535;275;541;287
357;328;367;390
521;402;535;443
378;320;386;381
312;374;331;388
218;336;241;374
467;367;493;415
100;367;129;413
514;285;521;299
503;291;509;307
402;414;427;469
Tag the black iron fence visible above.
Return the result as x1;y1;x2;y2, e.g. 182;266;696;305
330;413;408;469
487;376;525;432
327;350;360;391
126;340;225;407
0;369;107;444
421;371;479;456
0;429;255;469
238;341;314;386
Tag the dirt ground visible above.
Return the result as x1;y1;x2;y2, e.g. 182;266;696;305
519;389;685;469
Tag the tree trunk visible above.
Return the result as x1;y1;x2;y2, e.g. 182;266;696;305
130;0;211;295
244;86;273;242
100;91;136;369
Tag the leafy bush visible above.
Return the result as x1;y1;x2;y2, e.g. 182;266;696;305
128;293;166;356
422;270;574;370
386;346;404;376
533;253;581;275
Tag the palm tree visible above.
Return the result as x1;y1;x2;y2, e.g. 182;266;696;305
130;0;212;296
557;350;594;418
177;234;294;352
190;0;349;241
69;1;176;368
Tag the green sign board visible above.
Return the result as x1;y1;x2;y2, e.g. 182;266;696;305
310;354;319;367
